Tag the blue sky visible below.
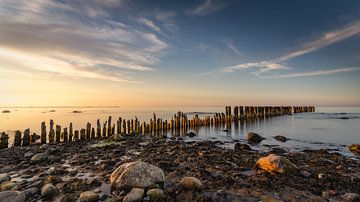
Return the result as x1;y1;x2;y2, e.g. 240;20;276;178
0;0;359;106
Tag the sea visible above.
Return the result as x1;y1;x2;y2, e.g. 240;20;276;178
0;107;359;156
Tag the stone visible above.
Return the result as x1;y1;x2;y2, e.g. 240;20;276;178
146;188;165;200
343;193;360;202
110;161;164;190
256;154;298;174
234;143;252;151
31;153;47;163
24;152;34;158
1;181;17;191
60;194;76;202
0;173;11;184
273;135;288;142
0;191;25;202
349;144;360;154
80;191;98;202
322;191;329;199
318;173;326;179
301;170;311;178
247;132;265;143
123;188;144;202
41;183;58;199
186;132;197;138
180;177;202;190
111;134;124;142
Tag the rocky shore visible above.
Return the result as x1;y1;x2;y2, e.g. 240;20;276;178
0;134;359;202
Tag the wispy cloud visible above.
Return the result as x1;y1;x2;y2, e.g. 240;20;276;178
216;20;360;77
260;67;360;78
0;0;168;83
186;0;227;16
137;17;161;32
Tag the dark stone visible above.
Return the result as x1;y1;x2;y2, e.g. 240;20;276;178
186;132;197;138
234;143;252;151
273;135;288;142
247;132;265;143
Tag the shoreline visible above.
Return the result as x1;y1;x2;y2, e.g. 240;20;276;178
0;135;359;201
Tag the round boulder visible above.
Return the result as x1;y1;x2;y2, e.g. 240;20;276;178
41;183;58;199
31;153;47;163
180;177;202;190
1;181;17;191
273;135;288;142
256;154;298;174
0;173;11;184
110;161;164;190
123;188;144;202
146;188;165;200
247;132;265;143
79;191;98;202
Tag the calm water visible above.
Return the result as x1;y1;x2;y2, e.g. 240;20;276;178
0;107;359;156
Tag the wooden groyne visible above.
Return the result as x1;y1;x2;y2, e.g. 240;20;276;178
0;106;315;148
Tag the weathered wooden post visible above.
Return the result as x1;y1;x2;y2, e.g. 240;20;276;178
49;119;55;143
127;120;131;134
22;129;30;146
103;121;107;139
91;128;95;140
107;116;112;137
86;122;91;140
96;119;101;139
30;133;37;143
41;121;47;144
0;132;9;149
122;119;126;134
69;123;73;143
63;128;68;142
14;130;21;146
74;130;79;143
55;125;61;143
80;129;86;142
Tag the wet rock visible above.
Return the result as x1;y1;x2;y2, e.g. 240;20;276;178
322;191;329;199
80;191;98;202
180;177;202;190
301;170;311;178
247;132;265;143
186;132;197;138
1;181;17;191
60;194;76;202
23;187;39;195
146;188;165;200
41;183;58;199
273;135;288;142
343;193;360;202
67;168;78;176
123;188;144;202
24;151;34;158
318;173;326;179
0;191;25;202
31;153;47;163
2;110;10;113
110;161;164;190
0;173;11;184
234;143;252;151
256;154;298;174
111;134;124;142
349;144;360;154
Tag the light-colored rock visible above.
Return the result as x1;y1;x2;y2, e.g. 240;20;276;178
24;151;34;158
110;161;164;190
1;181;17;191
79;191;98;202
0;191;25;202
146;188;165;200
343;193;360;202
247;132;265;143
256;154;298;174
41;183;58;199
31;153;47;163
123;188;144;202
180;177;202;190
0;173;11;184
349;144;360;154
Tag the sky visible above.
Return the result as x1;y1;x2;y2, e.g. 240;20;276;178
0;0;360;107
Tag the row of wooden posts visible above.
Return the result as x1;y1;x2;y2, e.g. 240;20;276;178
0;106;315;149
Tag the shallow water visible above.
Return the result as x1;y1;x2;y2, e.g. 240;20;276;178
0;106;359;155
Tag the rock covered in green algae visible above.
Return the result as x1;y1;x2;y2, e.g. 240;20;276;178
110;161;164;190
247;132;265;143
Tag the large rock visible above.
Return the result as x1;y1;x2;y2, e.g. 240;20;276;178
247;132;265;143
0;173;11;184
349;144;360;154
31;153;47;163
41;183;58;199
123;188;144;202
146;188;165;200
79;191;98;202
344;193;360;202
1;181;17;191
273;135;288;142
110;161;164;190
256;154;298;174
0;191;25;202
180;177;202;190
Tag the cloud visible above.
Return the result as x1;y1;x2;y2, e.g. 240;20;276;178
217;20;360;77
0;0;168;83
137;18;161;32
260;67;360;78
186;0;227;16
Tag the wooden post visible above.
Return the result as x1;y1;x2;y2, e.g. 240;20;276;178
0;132;9;149
63;128;68;142
80;129;85;142
55;125;61;143
96;119;101;139
107;116;112;137
41;121;46;144
22;128;30;146
103;121;107;138
127;120;130;134
86;122;91;140
30;133;37;143
49;119;55;143
14;130;21;146
74;130;79;143
69;123;73;143
122;119;126;134
91;128;95;140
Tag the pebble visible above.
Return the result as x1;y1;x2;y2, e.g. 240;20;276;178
146;188;165;200
180;177;203;190
79;191;99;202
41;183;58;199
0;173;11;184
123;188;145;202
1;181;17;191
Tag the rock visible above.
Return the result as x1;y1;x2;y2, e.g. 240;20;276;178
123;188;144;202
186;132;197;138
247;132;265;143
180;177;202;190
67;168;78;176
60;194;76;202
0;191;25;202
256;154;298;174
24;152;34;158
41;183;58;199
301;170;311;178
110;161;164;190
318;173;326;179
0;173;11;184
349;144;360;154
31;153;47;163
2;110;10;113
146;188;165;200
322;191;329;199
1;181;17;191
273;135;288;142
72;110;82;113
80;191;98;202
234;143;252;151
343;193;360;202
111;134;124;142
23;187;39;195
